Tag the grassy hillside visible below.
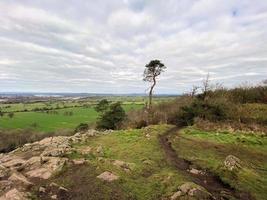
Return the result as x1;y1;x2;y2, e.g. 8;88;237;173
170;127;267;200
32;125;188;200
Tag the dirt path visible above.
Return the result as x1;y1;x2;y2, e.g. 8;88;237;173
159;127;254;200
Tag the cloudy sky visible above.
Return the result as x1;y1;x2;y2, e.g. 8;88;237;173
0;0;266;94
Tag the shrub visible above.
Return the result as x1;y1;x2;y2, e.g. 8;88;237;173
96;102;126;130
75;123;89;132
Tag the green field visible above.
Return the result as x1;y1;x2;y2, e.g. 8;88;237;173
0;104;143;132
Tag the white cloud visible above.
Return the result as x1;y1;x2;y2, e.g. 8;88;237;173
0;0;266;93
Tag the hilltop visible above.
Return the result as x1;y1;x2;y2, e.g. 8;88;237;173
0;124;266;200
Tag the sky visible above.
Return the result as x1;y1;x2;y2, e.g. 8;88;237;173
0;0;266;94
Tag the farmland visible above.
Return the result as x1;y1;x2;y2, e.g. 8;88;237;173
0;103;143;132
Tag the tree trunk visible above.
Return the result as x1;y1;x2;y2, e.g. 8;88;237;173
148;77;156;110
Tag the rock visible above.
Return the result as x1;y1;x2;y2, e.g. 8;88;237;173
170;191;182;200
173;182;213;200
8;172;33;186
51;194;57;199
22;157;42;171
96;146;104;156
77;146;92;155
0;180;13;192
97;171;119;182
72;159;87;165
39;186;46;193
59;186;68;192
26;168;52;179
50;182;60;187
188;168;205;175
113;160;134;171
0;165;9;180
2;158;26;169
224;155;242;171
0;188;28;200
42;157;67;172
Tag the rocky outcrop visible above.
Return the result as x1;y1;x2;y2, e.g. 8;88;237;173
170;182;213;200
0;188;28;200
0;129;106;199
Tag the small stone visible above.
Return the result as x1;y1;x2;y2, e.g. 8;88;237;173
96;146;104;156
170;191;182;200
50;182;59;188
224;155;242;171
51;194;57;199
59;186;68;192
39;186;46;193
97;171;119;182
72;159;87;165
188;168;205;175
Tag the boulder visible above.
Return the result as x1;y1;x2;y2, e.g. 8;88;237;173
0;188;28;200
171;182;213;200
97;171;119;182
224;155;242;171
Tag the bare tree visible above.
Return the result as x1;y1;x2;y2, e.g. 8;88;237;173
143;60;166;109
190;85;199;97
201;73;211;101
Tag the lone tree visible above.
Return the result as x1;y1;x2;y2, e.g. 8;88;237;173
143;60;166;109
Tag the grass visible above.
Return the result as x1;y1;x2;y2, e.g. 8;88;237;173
0;104;143;132
51;125;188;200
170;127;267;200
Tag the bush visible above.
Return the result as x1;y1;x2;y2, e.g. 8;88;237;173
75;123;89;132
96;102;126;130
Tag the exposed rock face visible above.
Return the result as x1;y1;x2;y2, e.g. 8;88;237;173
97;171;119;182
8;172;33;187
171;182;213;200
0;129;105;198
224;155;242;171
0;188;28;200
